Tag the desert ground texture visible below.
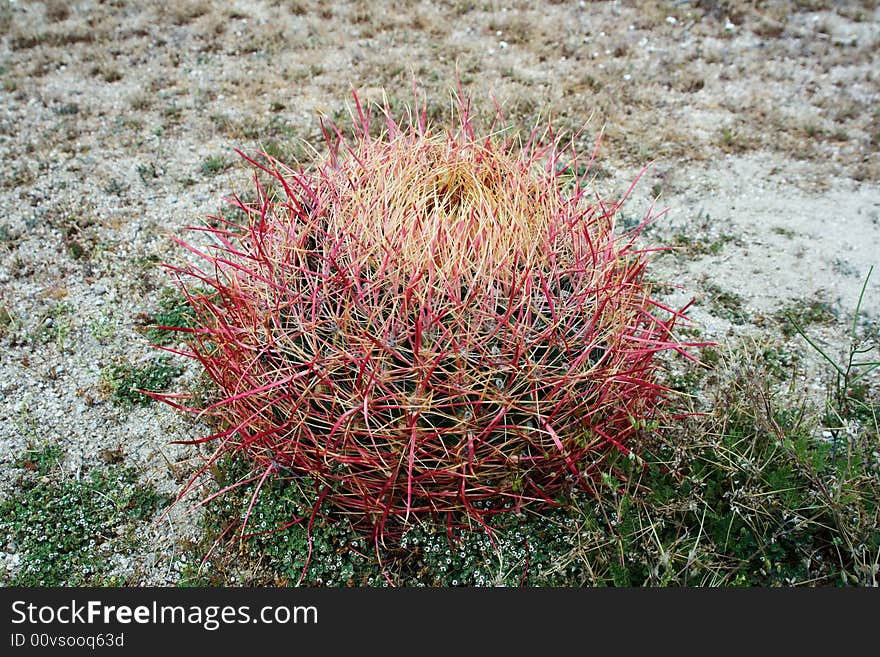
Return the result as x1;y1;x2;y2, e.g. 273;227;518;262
1;0;878;585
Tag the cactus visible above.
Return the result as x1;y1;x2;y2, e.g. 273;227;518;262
158;92;692;541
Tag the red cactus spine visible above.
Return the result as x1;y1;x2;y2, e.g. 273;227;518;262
155;92;694;541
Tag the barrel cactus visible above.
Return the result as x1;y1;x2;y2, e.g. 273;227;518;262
158;93;690;540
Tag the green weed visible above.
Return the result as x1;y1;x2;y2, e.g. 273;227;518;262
102;355;184;406
704;283;749;324
145;287;195;346
0;445;169;586
201;155;229;176
778;298;837;337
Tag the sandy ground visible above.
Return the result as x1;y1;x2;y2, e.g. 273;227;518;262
0;0;878;584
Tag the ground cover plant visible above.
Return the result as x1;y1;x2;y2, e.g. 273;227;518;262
0;444;169;586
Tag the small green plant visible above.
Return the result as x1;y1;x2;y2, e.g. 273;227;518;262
0;444;169;586
101;67;123;83
771;226;797;239
0;301;14;337
102;355;184;405
103;178;126;195
782;267;879;583
55;102;79;116
66;239;86;260
14;443;64;475
760;344;800;380
144;287;196;345
163;104;182;121
778;297;837;337
671;232;734;257
35;301;73;350
89;313;119;345
137;162;158;183
200;155;228;175
786;267;877;436
720;127;734;146
703;283;749;324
